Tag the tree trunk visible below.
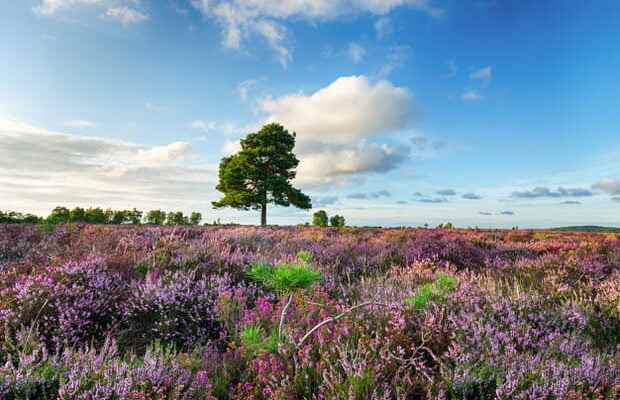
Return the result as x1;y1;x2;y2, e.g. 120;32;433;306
261;202;267;226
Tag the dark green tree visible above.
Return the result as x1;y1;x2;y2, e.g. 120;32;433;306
190;211;202;225
312;210;328;227
145;210;167;225
126;208;143;225
84;207;107;224
69;207;86;222
166;211;189;226
47;206;71;224
212;123;311;226
330;214;346;227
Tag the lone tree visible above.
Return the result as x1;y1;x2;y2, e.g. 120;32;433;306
212;123;311;226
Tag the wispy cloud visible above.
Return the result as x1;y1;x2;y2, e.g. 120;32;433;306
461;90;483;102
442;60;457;79
592;178;620;195
64;120;96;128
374;17;393;39
462;192;482;200
470;66;492;84
347;42;366;64
511;186;594;198
189;0;441;67
347;190;391;200
35;0;149;24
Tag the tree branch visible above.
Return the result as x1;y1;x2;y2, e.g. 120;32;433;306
295;302;389;349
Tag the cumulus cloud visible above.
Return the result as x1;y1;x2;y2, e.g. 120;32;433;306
592;178;620;195
190;0;440;66
347;42;366;64
296;142;410;186
0;118;214;214
35;0;148;24
462;192;482;200
436;189;456;196
259;75;411;144
511;186;594;199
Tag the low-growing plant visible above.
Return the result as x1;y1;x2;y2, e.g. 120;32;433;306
240;325;279;355
405;274;458;311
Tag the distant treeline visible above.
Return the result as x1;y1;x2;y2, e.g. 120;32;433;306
0;207;203;226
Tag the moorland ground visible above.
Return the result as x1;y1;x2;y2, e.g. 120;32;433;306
1;224;619;399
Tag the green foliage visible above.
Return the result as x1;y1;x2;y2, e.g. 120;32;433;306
145;209;167;225
240;325;279;355
330;214;346;227
190;211;202;225
247;262;321;293
166;211;189;226
212;123;312;225
405;274;459;311
312;210;328;227
296;250;313;264
0;210;41;224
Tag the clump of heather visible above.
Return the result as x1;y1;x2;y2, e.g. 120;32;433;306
1;224;619;398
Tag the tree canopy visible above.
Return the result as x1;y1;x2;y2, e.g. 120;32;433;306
212;123;311;225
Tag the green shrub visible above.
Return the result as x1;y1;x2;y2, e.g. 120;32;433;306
247;262;321;293
406;274;458;311
240;325;278;355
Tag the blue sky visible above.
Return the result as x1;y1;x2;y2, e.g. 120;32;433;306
1;0;619;227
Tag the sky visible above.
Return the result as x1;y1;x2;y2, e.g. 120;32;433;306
1;0;619;228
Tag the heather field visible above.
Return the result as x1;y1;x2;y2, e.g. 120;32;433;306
1;224;619;399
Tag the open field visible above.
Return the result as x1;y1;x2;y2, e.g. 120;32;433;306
1;224;619;399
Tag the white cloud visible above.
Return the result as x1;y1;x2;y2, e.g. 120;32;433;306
376;45;409;78
237;78;263;102
104;6;148;24
64;119;96;128
136;142;192;163
297;142;409;186
35;0;106;15
461;90;482;102
34;0;148;24
347;42;366;64
0;118;214;214
257;75;413;186
470;66;492;84
189;120;258;136
188;120;216;132
259;75;411;144
592;178;620;195
374;17;393;39
190;0;441;66
253;20;291;67
222;139;242;155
